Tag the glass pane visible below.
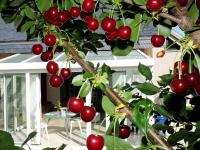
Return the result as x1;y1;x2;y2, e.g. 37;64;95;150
111;71;126;88
0;75;4;130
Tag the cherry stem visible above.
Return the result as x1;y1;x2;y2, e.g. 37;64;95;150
37;34;40;43
113;116;118;150
93;0;100;18
118;4;126;26
76;79;89;98
52;45;57;61
189;54;192;74
96;116;107;135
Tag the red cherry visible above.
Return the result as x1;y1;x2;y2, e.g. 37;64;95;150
46;61;59;74
86;134;104;150
80;11;92;22
47;7;59;21
67;97;84;113
70;7;81;18
177;0;188;6
58;10;71;23
151;35;165;47
118;26;132;40
40;52;48;62
44;34;56;46
45;50;53;60
195;83;200;94
187;73;199;87
174;61;189;75
170;78;188;94
61;68;72;79
49;74;63;88
87;18;99;31
101;18;116;33
55;46;63;53
197;0;200;8
119;125;131;139
32;44;43;55
82;0;95;13
146;0;164;11
105;29;118;41
80;106;96;122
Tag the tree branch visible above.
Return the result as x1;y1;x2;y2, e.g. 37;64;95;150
67;43;173;150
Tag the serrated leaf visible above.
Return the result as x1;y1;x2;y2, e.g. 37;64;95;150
79;80;91;97
136;83;160;95
72;75;84;86
133;0;146;5
138;63;152;80
35;0;53;12
102;96;115;115
25;6;35;20
154;104;175;120
189;4;199;22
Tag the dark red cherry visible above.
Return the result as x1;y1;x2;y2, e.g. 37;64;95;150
44;34;56;46
118;26;132;40
40;52;48;62
101;18;116;33
146;0;164;11
47;7;59;21
67;97;84;113
70;7;81;18
46;61;59;74
170;78;188;94
80;106;96;122
105;29;118;41
177;0;188;6
195;83;200;94
174;61;189;75
86;134;104;150
80;11;92;22
49;74;63;88
32;44;43;55
82;0;95;13
197;0;200;8
45;50;53;60
151;35;165;47
55;46;63;53
187;73;199;87
87;18;99;31
119;125;131;139
58;10;71;23
61;68;72;79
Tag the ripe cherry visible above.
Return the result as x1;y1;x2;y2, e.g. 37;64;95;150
195;83;200;94
105;29;118;41
82;0;95;13
55;46;63;53
67;97;84;113
47;7;59;21
174;61;189;75
101;18;116;33
61;68;72;79
80;106;96;122
197;0;200;8
32;44;43;55
87;18;99;31
118;26;132;40
58;10;71;23
44;50;53;60
146;0;164;11
49;74;63;88
44;34;56;46
70;7;81;18
119;125;131;139
170;78;188;94
80;11;92;22
177;0;188;6
40;52;48;62
86;134;104;150
187;73;199;87
151;35;165;47
46;61;59;74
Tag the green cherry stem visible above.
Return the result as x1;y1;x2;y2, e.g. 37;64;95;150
113;116;118;150
93;0;100;18
96;116;107;136
189;54;192;74
117;4;126;26
76;79;89;98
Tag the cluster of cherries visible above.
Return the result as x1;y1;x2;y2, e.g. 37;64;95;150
170;61;200;95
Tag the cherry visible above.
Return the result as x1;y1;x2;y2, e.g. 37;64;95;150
101;18;116;33
151;35;165;47
61;68;72;79
55;46;63;53
87;18;99;31
170;78;188;94
49;74;63;88
32;44;43;55
80;11;92;22
86;134;104;150
47;7;59;21
118;26;132;40
44;34;56;46
82;0;95;13
146;0;164;11
80;106;96;122
195;83;200;94
46;61;59;74
174;61;189;75
156;50;165;58
45;50;53;60
105;29;118;41
40;52;48;62
58;10;71;23
119;125;131;139
197;0;200;8
187;72;199;87
177;0;188;6
67;97;84;113
70;7;81;18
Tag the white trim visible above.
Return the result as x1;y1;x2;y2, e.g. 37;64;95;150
0;54;20;63
86;90;92;138
3;75;6;131
20;55;38;63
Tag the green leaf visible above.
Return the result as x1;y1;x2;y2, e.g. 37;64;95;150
102;96;115;116
189;4;199;22
106;118;119;136
35;0;53;12
0;130;15;150
63;0;78;10
14;146;25;150
79;80;91;98
57;144;67;150
133;0;146;5
152;124;170;130
21;131;37;147
122;91;132;102
72;75;85;86
165;2;176;8
10;0;24;7
83;72;93;79
30;25;35;34
154;104;175;120
20;21;34;32
133;99;153;133
136;83;160;95
14;15;23;27
157;24;171;36
159;74;173;86
25;6;35;20
167;129;189;145
42;148;56;150
138;63;152;80
104;135;135;150
112;45;132;56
